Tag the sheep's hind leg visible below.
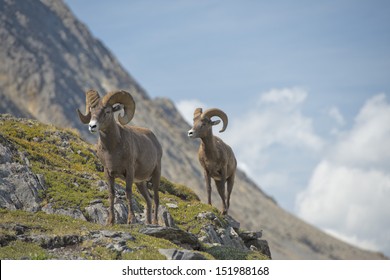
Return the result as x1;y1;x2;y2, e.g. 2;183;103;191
125;175;137;224
137;182;152;224
150;168;161;225
226;174;235;214
215;179;228;215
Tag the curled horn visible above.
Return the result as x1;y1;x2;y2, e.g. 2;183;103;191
77;90;100;124
102;90;136;125
202;108;228;133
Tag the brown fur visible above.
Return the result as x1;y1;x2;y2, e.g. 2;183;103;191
188;108;237;214
77;90;162;225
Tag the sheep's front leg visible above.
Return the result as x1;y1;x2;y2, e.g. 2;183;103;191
204;171;212;205
105;170;115;226
125;173;137;224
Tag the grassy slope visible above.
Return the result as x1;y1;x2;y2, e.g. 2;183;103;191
0;114;268;260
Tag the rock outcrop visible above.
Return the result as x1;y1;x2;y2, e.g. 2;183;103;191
0;115;270;260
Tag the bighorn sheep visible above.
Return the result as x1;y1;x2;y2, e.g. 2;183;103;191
77;89;162;225
188;108;237;215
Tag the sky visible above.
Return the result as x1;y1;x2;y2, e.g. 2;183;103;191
65;0;390;256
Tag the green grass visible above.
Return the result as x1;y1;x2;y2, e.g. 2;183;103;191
0;209;193;260
0;115;106;212
0;240;51;260
206;246;269;260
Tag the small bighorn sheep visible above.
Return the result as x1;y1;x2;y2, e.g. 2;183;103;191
77;90;162;225
188;108;237;215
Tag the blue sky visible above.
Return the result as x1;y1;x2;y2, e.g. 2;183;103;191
65;0;390;255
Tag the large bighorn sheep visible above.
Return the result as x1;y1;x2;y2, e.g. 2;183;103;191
188;108;237;215
77;89;162;225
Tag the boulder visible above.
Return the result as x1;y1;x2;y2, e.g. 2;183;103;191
42;203;87;221
0;142;46;212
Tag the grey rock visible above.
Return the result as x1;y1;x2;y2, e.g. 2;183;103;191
0;143;46;212
249;245;258;251
157;205;176;227
197;211;217;220
42;203;87;221
114;202;129;224
121;232;135;241
159;249;206;260
0;142;12;164
200;225;222;244
20;234;83;249
218;227;247;251
200;224;249;251
239;230;263;241
84;197;142;225
224;215;240;230
246;239;272;259
100;230;121;238
84;202;108;224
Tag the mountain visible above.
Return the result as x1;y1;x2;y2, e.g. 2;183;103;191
0;0;386;259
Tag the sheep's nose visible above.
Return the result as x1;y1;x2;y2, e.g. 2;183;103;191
89;124;96;131
89;120;98;133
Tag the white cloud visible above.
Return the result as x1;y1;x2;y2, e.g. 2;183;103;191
332;94;390;169
259;87;307;106
328;106;345;126
223;87;324;209
297;93;390;256
226;87;323;153
176;99;208;125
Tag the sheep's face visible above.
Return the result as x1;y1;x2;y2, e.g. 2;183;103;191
88;103;121;133
188;117;220;139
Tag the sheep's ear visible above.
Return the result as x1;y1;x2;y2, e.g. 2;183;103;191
112;104;123;112
211;120;221;126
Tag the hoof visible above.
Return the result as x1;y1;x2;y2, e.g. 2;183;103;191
127;216;138;224
107;215;115;226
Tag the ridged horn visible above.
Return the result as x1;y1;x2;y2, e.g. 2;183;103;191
193;108;203;121
102;90;136;125
202;108;228;133
77;89;100;124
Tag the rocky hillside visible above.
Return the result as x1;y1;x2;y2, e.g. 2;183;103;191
0;114;271;260
0;0;386;259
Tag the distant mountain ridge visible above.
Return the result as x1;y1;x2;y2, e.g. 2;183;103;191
0;0;386;259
